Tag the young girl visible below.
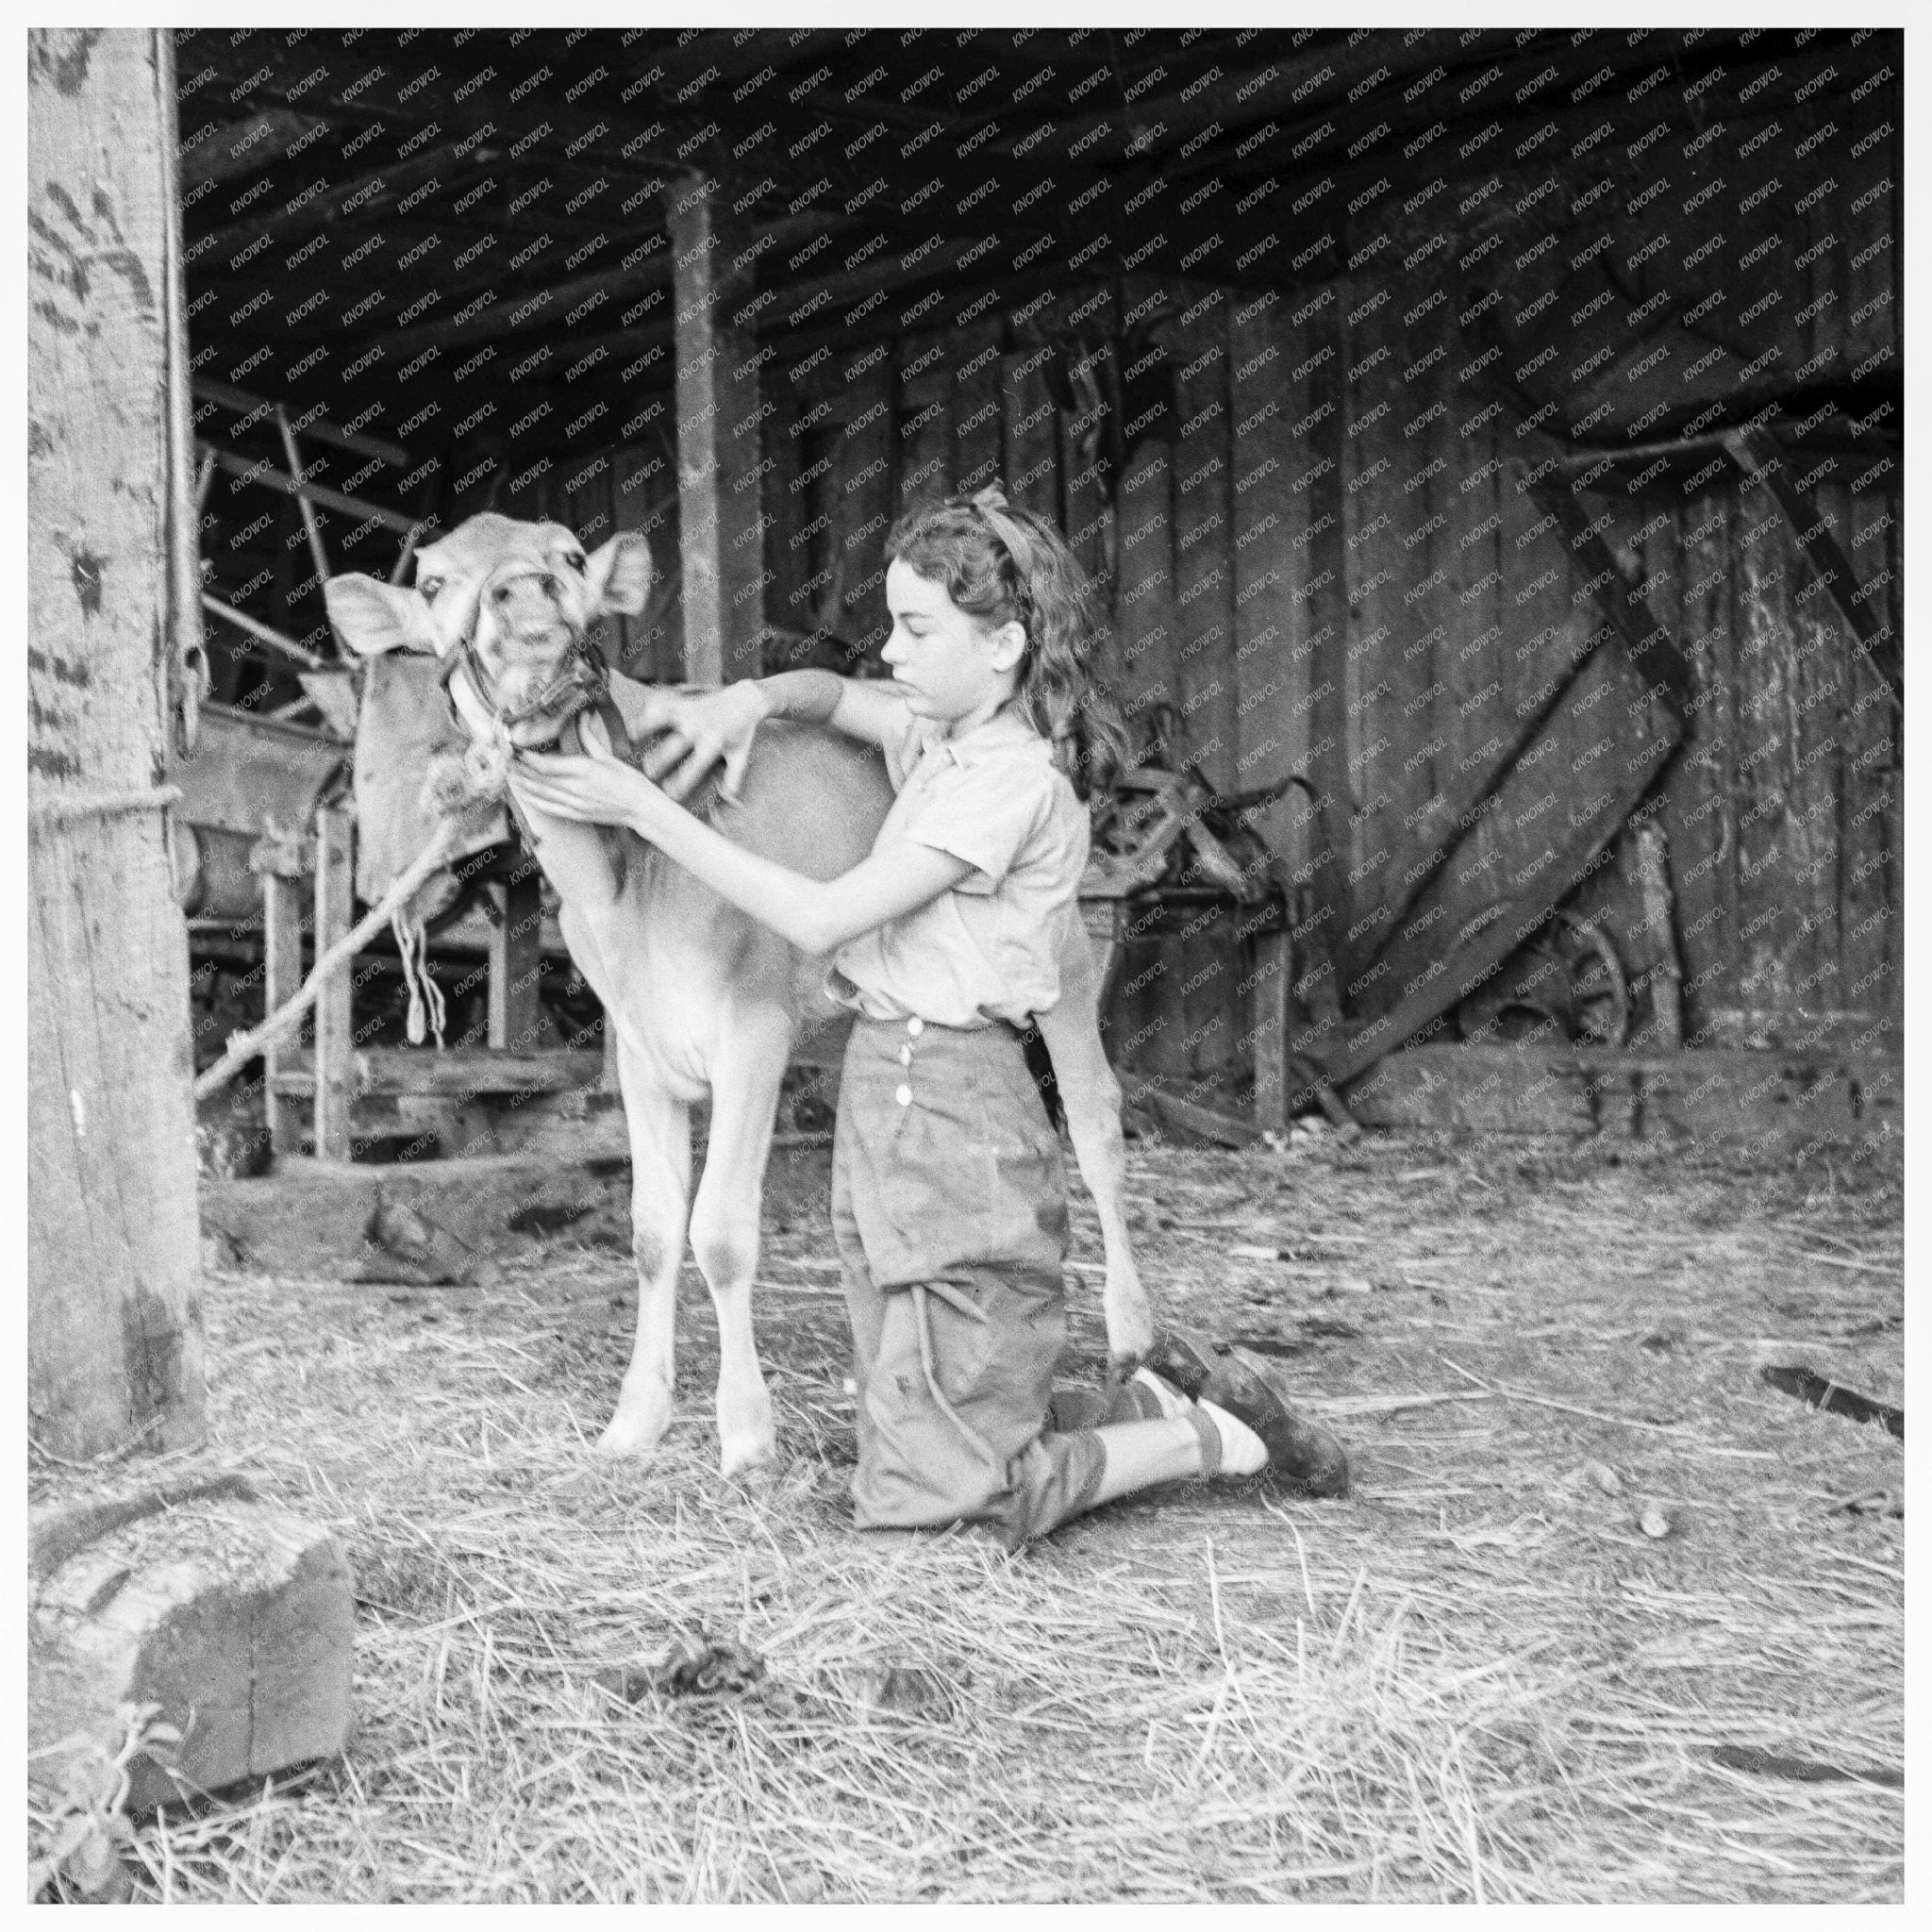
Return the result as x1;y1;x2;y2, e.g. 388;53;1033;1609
510;486;1346;1542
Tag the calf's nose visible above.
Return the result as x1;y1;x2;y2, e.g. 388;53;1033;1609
491;572;562;608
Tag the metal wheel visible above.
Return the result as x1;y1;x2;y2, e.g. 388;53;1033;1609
1551;912;1630;1047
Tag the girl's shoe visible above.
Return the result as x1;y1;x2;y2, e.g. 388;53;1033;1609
1198;1346;1351;1498
1141;1327;1225;1402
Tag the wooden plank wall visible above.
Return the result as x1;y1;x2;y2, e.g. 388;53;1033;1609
498;84;1900;1091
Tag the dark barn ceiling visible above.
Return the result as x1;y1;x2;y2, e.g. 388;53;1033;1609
178;24;1895;492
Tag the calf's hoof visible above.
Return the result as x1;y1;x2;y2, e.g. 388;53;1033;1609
595;1391;673;1459
716;1380;777;1481
717;1427;779;1482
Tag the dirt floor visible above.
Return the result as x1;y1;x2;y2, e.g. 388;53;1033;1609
44;1127;1906;1903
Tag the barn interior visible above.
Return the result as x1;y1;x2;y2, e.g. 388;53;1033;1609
175;24;1903;1171
32;25;1904;1905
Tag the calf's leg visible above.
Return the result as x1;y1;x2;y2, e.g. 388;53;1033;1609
599;1039;691;1458
687;1011;790;1477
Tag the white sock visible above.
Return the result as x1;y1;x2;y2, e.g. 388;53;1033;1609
1132;1367;1193;1420
1198;1398;1269;1476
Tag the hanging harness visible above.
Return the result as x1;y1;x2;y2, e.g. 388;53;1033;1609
437;619;634;768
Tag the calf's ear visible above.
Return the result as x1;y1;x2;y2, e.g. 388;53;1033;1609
325;575;442;657
587;531;653;618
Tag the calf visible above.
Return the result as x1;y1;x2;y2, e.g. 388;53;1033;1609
326;513;1151;1474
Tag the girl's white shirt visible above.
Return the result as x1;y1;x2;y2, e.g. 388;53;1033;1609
826;706;1088;1030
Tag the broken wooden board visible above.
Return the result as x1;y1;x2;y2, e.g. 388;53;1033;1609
1517;472;1697;720
30;1479;354;1812
1311;367;1698;1084
1319;716;1683;1090
1341;1046;1596;1137
1343;620;1616;976
1121;1075;1266;1149
1335;364;1699;1023
1760;1364;1904;1439
271;1045;607;1098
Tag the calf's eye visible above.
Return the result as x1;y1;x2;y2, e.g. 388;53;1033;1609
565;553;587;575
419;576;444;604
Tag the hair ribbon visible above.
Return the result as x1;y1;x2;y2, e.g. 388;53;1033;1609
963;482;1038;591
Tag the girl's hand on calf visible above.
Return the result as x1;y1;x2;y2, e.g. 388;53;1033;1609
638;683;766;802
510;734;664;832
1103;1257;1155;1374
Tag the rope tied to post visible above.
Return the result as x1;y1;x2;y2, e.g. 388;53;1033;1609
28;785;184;830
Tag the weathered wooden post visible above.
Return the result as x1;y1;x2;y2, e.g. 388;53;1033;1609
311;803;357;1159
667;172;767;684
28;26;206;1460
29;39;355;1864
1249;915;1294;1133
489;862;546;1052
258;854;311;1158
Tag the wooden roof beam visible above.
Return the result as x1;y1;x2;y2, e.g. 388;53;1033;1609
745;227;1055;341
1090;35;1891;294
1155;27;1853;199
191;378;410;467
991;27;1525;171
199;37;689;192
359;208;847;362
197;442;425;536
609;93;1057;250
178;108;329;188
191;127;646;272
187;149;453;270
1144;27;1720;192
1307;38;1894;251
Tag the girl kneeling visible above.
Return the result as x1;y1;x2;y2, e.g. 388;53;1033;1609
511;488;1346;1542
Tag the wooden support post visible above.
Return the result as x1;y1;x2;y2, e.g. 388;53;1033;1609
1633;822;1685;1048
28;27;207;1459
311;806;356;1161
1250;919;1293;1131
262;870;308;1158
666;173;765;685
489;861;545;1052
1301;308;1358;988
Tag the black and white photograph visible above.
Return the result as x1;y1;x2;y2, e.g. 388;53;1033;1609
25;14;1910;1906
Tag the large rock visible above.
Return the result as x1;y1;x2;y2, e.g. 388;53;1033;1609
30;1474;355;1812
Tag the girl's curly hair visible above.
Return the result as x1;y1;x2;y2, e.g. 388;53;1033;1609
883;491;1130;800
